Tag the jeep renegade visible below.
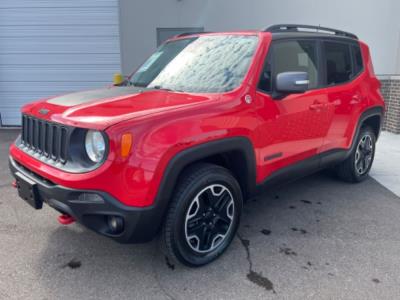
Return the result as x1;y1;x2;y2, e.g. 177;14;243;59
9;24;385;267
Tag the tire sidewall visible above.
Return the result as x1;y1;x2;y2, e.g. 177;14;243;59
170;169;242;267
351;127;376;182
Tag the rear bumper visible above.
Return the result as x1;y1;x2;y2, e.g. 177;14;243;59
9;157;163;243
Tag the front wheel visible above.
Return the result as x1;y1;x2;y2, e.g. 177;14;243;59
162;163;242;267
335;126;376;183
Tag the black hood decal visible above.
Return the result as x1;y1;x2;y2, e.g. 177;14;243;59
46;86;145;107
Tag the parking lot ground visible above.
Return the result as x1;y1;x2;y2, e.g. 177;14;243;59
371;131;400;197
1;129;400;300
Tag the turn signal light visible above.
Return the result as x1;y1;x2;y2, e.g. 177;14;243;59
121;133;133;158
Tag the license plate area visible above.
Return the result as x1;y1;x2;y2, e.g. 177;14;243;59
15;172;43;209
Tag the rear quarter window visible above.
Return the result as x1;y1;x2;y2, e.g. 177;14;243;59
351;44;363;76
324;41;352;85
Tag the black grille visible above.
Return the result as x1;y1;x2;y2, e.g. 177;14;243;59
21;115;70;164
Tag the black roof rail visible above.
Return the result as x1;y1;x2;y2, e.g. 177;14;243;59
176;31;212;38
265;24;358;40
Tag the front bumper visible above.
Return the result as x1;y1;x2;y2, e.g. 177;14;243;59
9;157;162;243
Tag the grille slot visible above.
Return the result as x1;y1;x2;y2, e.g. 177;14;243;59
21;115;70;164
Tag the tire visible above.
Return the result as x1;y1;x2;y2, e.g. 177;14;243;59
335;126;376;183
162;163;243;267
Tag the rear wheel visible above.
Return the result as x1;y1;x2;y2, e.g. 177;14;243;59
335;126;376;183
162;163;242;267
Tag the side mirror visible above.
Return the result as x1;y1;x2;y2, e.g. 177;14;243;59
276;72;309;94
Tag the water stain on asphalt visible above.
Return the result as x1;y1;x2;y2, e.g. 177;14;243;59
247;271;275;292
164;256;175;270
62;258;81;269
240;237;250;248
372;278;380;284
289;206;296;209
279;247;297;256
237;234;276;293
261;229;271;235
291;227;307;234
302;262;313;270
0;224;18;233
300;200;312;204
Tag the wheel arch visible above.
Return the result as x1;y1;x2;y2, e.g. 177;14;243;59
361;113;381;139
348;106;384;157
153;137;257;221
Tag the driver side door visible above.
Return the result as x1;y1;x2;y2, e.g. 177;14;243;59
254;39;331;181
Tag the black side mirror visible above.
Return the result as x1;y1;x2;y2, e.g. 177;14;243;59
275;72;309;94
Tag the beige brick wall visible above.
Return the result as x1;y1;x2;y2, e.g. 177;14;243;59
380;78;400;134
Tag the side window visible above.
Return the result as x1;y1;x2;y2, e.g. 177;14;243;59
351;44;363;76
324;42;352;85
258;40;318;92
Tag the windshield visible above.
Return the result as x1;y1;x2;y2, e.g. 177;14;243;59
130;35;258;93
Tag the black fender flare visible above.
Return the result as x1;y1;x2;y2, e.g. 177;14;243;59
151;136;257;226
346;106;384;158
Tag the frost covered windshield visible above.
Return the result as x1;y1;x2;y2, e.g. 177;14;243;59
130;35;258;93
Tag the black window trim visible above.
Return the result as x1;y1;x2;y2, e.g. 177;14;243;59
256;36;365;97
321;39;365;88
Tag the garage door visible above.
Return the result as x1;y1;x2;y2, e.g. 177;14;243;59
0;0;121;126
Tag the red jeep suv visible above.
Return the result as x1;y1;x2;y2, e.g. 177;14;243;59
9;24;384;266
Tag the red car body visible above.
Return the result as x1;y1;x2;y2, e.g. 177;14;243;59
9;29;385;243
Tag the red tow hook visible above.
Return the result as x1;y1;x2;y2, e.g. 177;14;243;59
12;180;17;188
58;214;75;225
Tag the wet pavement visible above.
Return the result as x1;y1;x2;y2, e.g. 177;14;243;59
1;129;400;299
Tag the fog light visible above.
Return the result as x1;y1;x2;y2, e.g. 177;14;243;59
107;215;124;234
77;193;104;204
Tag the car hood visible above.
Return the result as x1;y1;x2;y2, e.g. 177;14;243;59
22;86;218;130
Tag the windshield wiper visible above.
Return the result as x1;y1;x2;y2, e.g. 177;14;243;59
151;85;184;92
130;82;147;88
151;85;173;91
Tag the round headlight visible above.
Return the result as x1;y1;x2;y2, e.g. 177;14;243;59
85;130;106;163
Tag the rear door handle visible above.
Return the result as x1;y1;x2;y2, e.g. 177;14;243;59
309;100;325;111
350;95;362;105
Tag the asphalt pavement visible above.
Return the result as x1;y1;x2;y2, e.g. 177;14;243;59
1;129;400;300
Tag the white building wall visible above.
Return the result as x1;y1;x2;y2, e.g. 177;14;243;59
119;0;400;76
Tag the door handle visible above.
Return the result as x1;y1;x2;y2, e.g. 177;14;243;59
350;95;361;105
309;100;325;111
